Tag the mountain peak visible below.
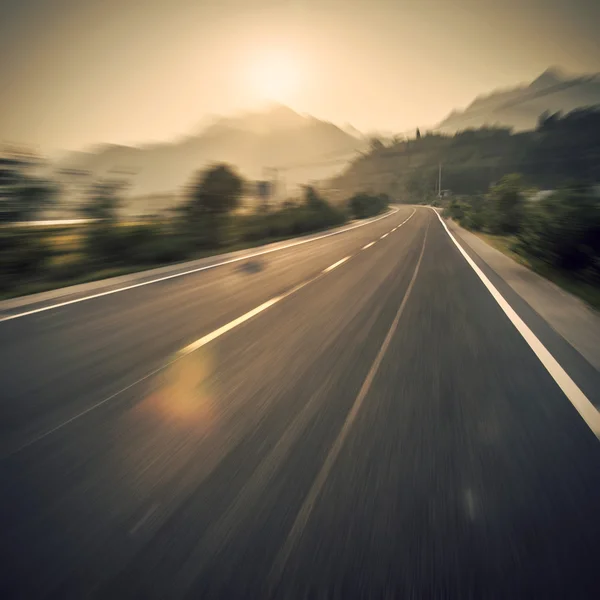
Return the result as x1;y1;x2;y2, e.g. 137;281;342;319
202;103;309;136
260;101;299;116
529;66;567;90
437;66;600;133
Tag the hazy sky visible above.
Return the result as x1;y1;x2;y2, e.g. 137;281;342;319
1;0;599;153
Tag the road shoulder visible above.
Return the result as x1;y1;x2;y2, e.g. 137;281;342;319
444;217;600;373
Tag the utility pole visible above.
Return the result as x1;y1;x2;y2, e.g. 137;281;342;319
261;167;272;212
279;169;286;203
438;162;442;198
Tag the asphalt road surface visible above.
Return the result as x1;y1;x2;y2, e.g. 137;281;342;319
1;206;599;599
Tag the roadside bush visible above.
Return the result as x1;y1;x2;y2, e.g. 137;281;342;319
487;174;525;234
459;195;488;231
516;187;600;278
445;176;525;235
119;223;194;265
177;212;234;250
0;230;50;291
307;201;346;230
443;199;464;221
47;253;88;282
83;224;127;265
303;186;346;228
448;176;600;288
348;192;389;219
238;196;346;244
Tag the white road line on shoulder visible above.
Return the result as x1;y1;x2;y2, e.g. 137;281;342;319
0;207;402;324
323;256;351;273
362;242;375;250
380;233;388;239
432;209;600;438
270;219;430;585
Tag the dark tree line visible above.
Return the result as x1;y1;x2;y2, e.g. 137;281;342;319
445;175;600;290
341;108;600;200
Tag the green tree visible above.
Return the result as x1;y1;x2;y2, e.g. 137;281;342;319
302;185;345;229
188;164;243;216
303;185;326;210
81;180;124;223
348;192;389;219
185;164;244;248
0;154;57;222
81;180;127;264
487;174;525;234
517;185;600;275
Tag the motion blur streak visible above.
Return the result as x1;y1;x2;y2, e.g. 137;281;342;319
3;208;415;460
1;207;600;598
269;220;430;588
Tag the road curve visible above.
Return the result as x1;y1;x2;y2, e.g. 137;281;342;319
1;206;599;598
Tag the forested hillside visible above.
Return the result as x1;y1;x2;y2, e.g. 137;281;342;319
327;108;600;203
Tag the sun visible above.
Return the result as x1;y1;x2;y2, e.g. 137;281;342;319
245;51;301;102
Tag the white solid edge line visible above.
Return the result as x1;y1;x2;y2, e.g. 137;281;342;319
432;209;600;438
0;206;402;323
362;242;375;250
323;256;350;273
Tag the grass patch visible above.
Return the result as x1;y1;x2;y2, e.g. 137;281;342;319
473;232;532;268
473;230;600;311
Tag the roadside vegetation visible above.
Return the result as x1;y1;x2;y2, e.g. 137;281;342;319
0;155;388;299
348;192;390;219
324;107;600;311
444;174;600;309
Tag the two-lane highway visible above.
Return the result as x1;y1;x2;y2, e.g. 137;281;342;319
1;206;599;598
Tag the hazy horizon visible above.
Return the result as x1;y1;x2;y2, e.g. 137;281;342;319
1;0;599;154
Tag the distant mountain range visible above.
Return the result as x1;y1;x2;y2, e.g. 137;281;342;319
54;104;366;213
52;67;600;214
436;67;600;132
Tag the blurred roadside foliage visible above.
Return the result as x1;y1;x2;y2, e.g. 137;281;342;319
444;174;600;303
